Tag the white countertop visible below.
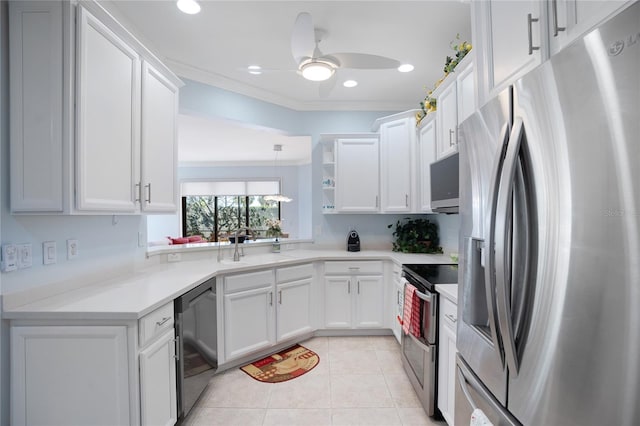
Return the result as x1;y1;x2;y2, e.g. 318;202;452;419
4;249;455;321
436;284;458;304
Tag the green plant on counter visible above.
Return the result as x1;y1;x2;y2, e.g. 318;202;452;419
388;217;443;254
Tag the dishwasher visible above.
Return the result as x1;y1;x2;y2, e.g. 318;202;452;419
174;277;218;423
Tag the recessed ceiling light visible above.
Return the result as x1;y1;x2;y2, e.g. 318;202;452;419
343;80;358;88
398;64;414;73
177;0;201;15
248;65;262;75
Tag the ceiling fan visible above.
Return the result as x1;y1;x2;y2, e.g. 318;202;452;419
291;12;402;93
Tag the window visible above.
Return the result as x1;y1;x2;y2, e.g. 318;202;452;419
181;180;281;242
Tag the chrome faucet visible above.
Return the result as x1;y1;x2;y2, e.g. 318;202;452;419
232;227;254;261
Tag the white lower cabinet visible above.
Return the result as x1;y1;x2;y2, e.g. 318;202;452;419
11;325;132;426
139;329;177;426
391;264;404;344
222;264;314;362
324;261;384;329
437;294;458;425
9;302;177;426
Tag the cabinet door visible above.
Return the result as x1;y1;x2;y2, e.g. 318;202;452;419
438;297;458;426
139;329;177;426
548;0;630;54
456;59;476;124
11;326;131;426
9;1;64;212
141;61;179;213
76;6;140;212
486;0;544;94
324;276;352;328
437;83;458;160
335;138;379;212
380;119;413;212
276;278;313;341
224;286;275;360
418;118;436;212
354;275;384;328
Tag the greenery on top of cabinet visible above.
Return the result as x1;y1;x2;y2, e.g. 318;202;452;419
388;217;443;254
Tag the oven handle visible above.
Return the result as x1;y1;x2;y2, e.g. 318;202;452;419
402;277;438;344
405;329;433;353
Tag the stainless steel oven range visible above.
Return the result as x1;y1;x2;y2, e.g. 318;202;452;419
400;263;458;417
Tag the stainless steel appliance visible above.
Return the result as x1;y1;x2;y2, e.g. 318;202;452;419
175;278;218;423
401;264;458;417
430;152;459;213
456;3;640;425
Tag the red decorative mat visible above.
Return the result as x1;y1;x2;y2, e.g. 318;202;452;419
240;344;319;383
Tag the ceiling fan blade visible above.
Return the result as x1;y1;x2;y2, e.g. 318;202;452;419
326;52;401;70
318;72;337;98
291;12;316;64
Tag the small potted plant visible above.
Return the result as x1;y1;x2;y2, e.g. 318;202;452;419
388;217;443;254
265;218;282;238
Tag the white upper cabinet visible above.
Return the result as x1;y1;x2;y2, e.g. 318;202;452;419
9;1;65;213
8;1;182;215
548;0;631;55
376;113;417;213
335;137;380;213
436;82;458;160
431;53;474;160
76;6;140;212
418;116;436;213
140;62;179;213
473;0;546;103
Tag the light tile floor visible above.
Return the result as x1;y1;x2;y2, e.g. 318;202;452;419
185;336;447;426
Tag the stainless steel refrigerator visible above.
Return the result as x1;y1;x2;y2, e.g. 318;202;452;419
456;3;640;425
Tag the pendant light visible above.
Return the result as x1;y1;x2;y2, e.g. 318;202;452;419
264;144;292;203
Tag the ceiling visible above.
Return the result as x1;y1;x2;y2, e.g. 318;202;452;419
101;0;472;112
177;114;312;166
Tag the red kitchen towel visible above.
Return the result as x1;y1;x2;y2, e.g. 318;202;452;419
409;290;421;338
402;284;416;334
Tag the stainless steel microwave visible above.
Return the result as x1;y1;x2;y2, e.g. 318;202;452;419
430;152;459;213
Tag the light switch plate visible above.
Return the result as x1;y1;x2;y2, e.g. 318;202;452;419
67;239;78;260
17;243;33;269
43;241;56;265
2;244;18;272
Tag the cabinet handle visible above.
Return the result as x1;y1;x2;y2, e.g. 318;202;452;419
552;0;566;37
144;183;152;203
405;194;409;207
135;183;141;203
278;290;282;304
174;337;180;360
357;281;360;294
348;266;360;270
156;316;171;326
348;280;351;294
269;291;273;306
397;290;400;304
375;196;379;208
527;13;540;55
449;129;455;147
445;313;458;323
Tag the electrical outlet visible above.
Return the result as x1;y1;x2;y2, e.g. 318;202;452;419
43;241;57;265
67;239;79;260
17;244;33;269
2;244;18;272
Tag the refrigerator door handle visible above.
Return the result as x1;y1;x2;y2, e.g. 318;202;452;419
484;122;510;364
495;117;525;376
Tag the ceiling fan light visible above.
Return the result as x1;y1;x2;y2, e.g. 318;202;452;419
247;65;262;75
301;62;334;81
343;80;358;88
176;0;201;15
264;194;293;203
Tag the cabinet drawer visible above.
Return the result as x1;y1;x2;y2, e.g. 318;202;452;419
139;302;174;347
324;261;383;275
440;297;458;334
224;269;274;293
276;263;313;283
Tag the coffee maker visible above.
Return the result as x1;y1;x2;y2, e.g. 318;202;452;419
347;229;360;252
